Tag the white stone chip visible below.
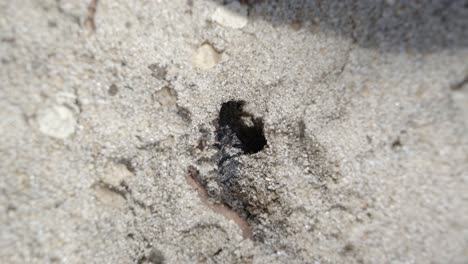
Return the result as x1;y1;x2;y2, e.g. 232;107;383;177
193;43;220;70
37;105;77;139
212;2;248;29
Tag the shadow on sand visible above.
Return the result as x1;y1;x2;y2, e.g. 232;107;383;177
212;0;468;54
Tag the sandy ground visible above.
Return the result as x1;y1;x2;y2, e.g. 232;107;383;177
1;0;468;263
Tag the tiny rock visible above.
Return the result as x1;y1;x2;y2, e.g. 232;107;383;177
212;2;248;29
155;86;178;107
193;43;220;70
94;186;127;208
37;105;77;139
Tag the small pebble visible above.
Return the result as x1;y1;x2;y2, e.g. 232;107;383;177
37;105;76;139
155;86;177;106
212;2;248;29
102;163;134;187
108;84;118;96
94;186;127;208
193;43;220;70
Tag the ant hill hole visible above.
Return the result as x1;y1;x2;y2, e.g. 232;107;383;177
217;100;267;154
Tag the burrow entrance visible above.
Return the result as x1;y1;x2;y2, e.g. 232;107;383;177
216;100;267;154
187;100;279;241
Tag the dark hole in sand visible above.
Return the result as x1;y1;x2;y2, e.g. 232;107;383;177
216;100;267;154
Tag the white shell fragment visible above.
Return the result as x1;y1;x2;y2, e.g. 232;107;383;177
37;105;77;139
212;2;248;29
193;43;220;70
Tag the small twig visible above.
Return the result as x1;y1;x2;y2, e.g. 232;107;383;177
85;0;98;34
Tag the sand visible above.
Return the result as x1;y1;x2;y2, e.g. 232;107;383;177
1;0;467;263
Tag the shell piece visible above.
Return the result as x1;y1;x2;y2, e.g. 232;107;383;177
212;2;248;29
37;105;77;139
193;43;220;70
